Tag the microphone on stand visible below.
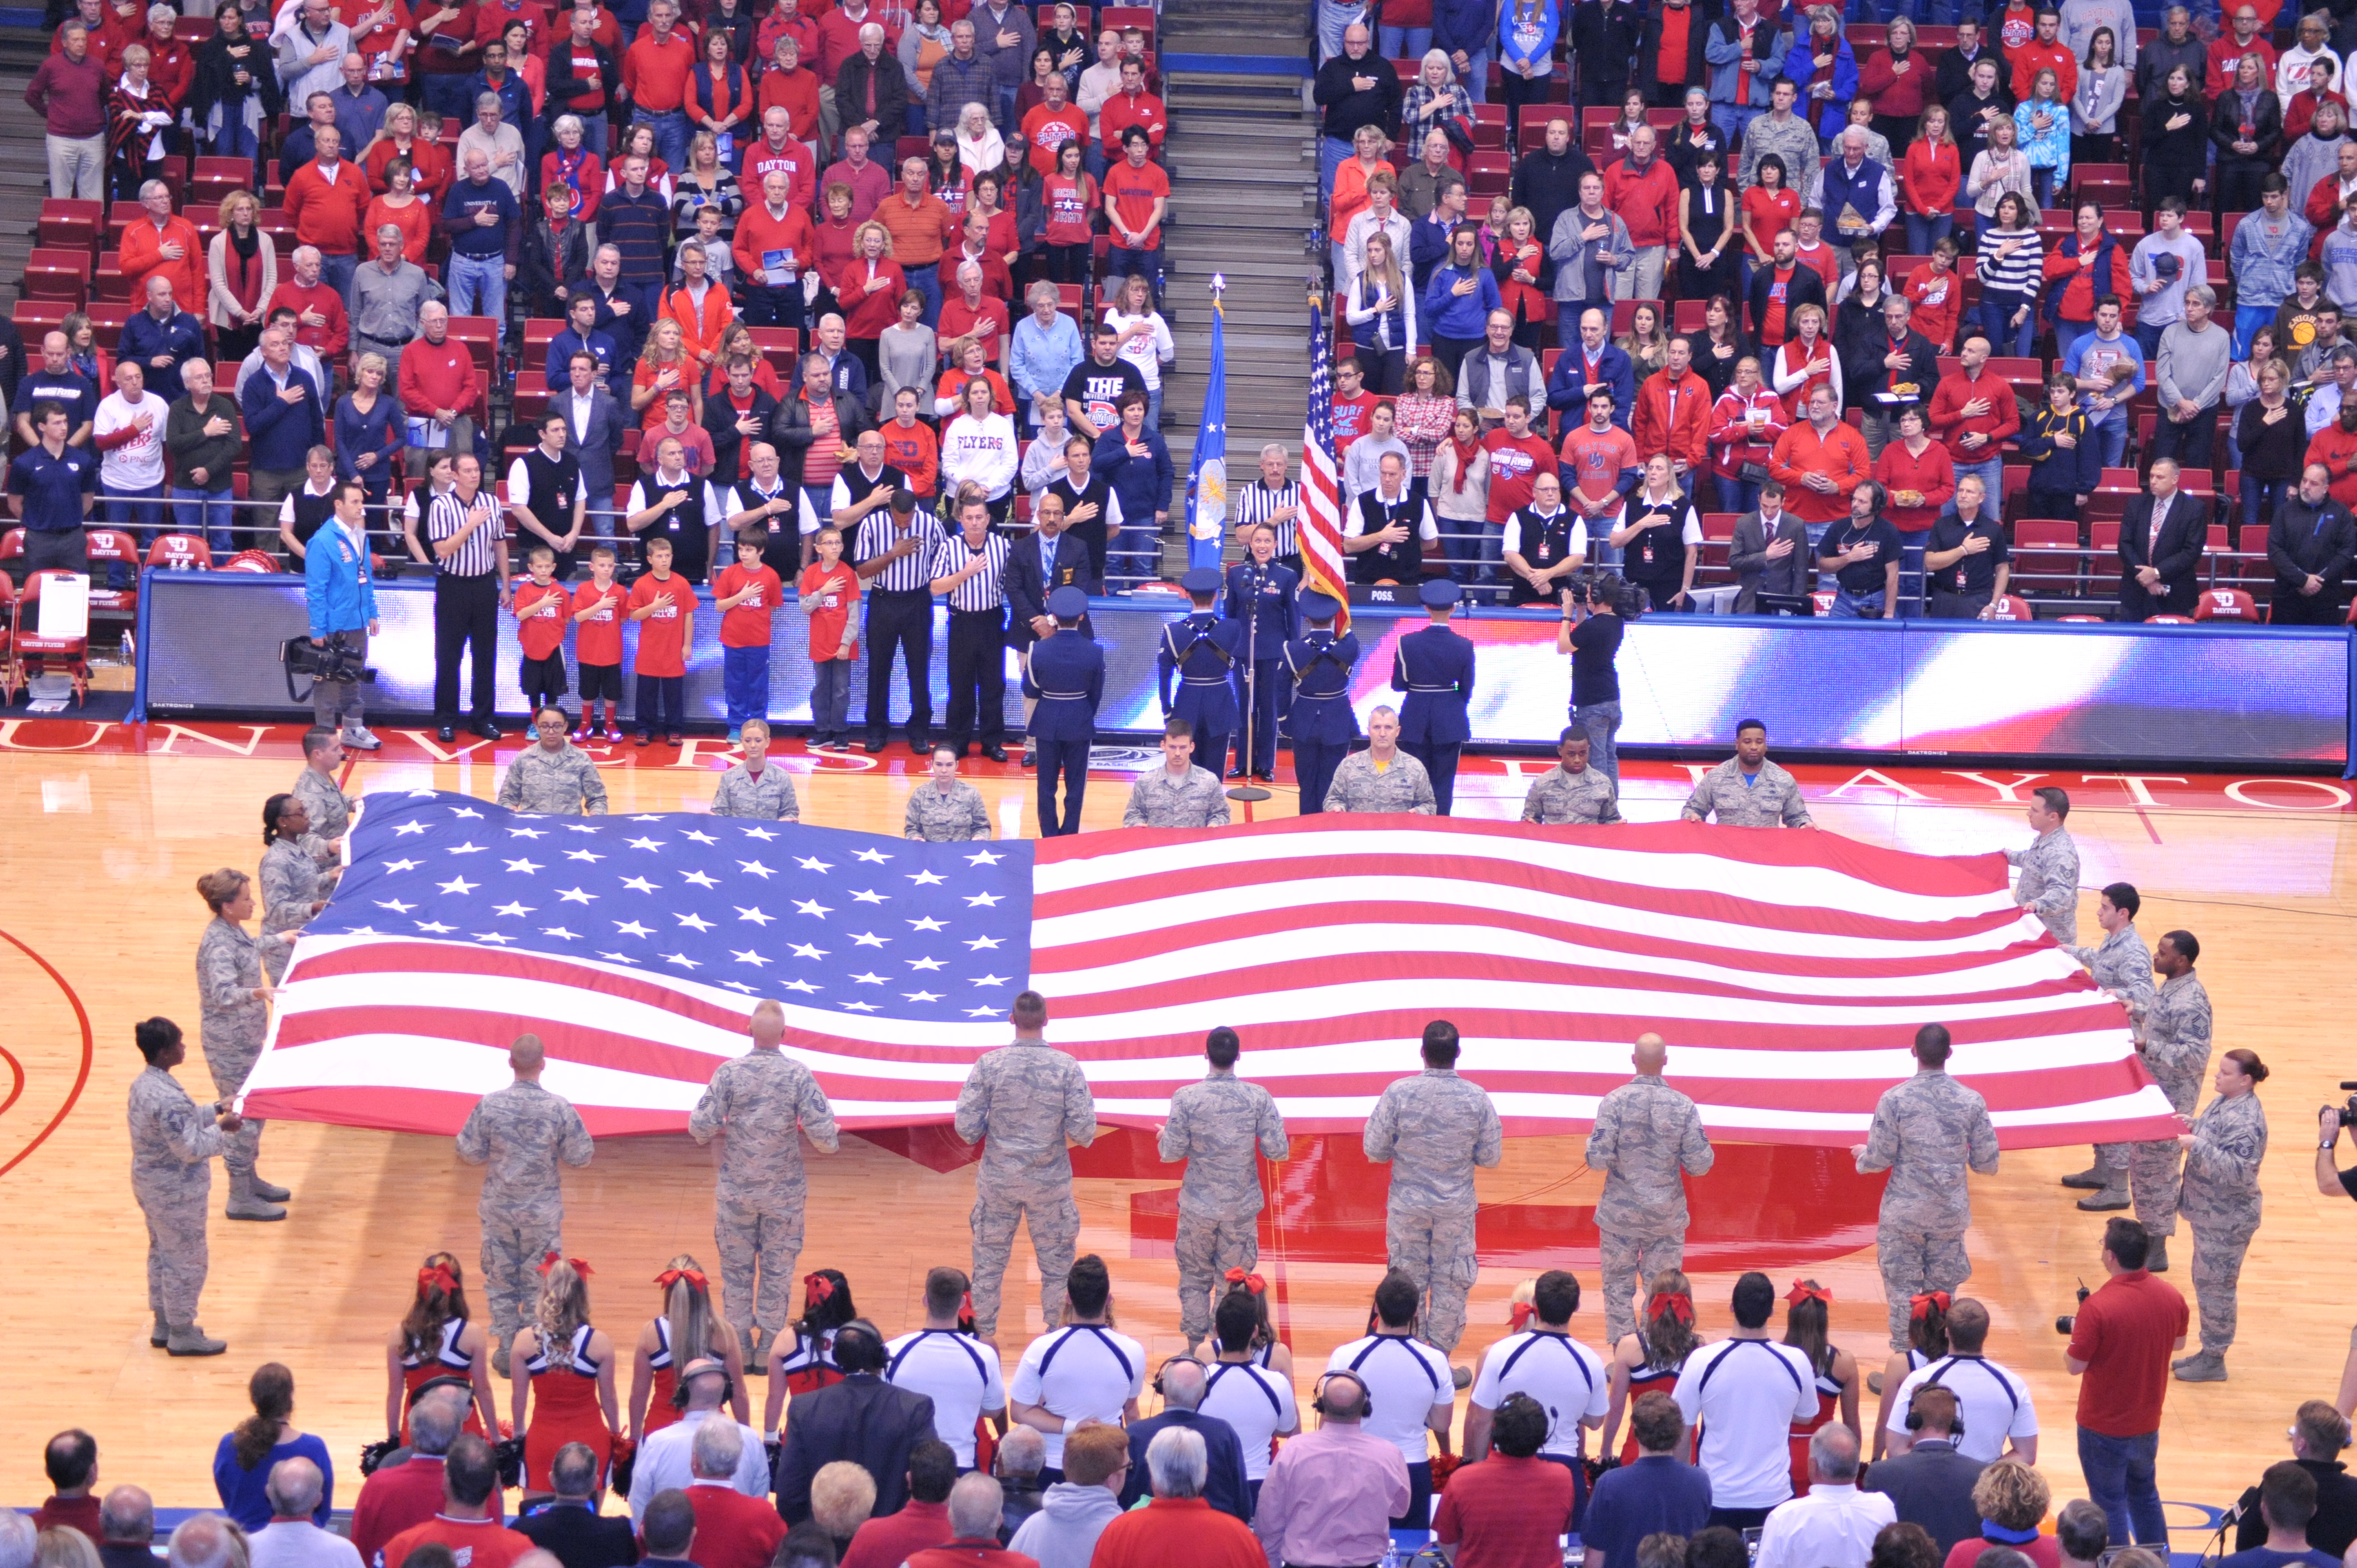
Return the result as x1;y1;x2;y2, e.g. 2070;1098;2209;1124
1229;557;1272;802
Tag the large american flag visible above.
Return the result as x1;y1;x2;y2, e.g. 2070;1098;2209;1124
238;792;2183;1149
1299;296;1351;634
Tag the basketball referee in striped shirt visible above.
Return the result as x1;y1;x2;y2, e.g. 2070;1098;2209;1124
853;489;948;754
428;451;512;744
929;488;1013;762
1234;444;1304;577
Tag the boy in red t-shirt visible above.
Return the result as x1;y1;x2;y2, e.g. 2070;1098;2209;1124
1330;358;1381;455
627;535;695;746
570;544;628;742
512;544;573;719
797;524;861;750
879;387;942;498
713;525;783;741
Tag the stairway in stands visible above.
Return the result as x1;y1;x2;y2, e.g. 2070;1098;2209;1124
1155;0;1317;575
0;23;55;318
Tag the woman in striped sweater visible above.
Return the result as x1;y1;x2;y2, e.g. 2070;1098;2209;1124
1977;192;2044;358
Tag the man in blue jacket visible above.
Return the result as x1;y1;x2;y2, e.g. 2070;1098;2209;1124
1024;586;1104;835
302;480;381;744
1392;577;1476;814
1430;0;1496;105
119;277;208;404
241;326;327;522
1091;390;1171;588
1546;307;1636;436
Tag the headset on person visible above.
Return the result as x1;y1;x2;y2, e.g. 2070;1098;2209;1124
1311;1371;1371;1421
1153;1355;1206;1397
1903;1385;1965;1435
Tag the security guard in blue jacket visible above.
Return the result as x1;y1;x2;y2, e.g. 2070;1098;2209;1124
1283;591;1360;816
1391;577;1476;815
1023;586;1104;836
1157;566;1246;782
1223;525;1300;781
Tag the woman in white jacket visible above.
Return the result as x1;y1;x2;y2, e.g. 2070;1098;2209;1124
940;374;1020;528
1100;271;1176;431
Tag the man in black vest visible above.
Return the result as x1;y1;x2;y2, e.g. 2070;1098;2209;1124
625;435;713;582
1044;434;1120;591
1345;450;1439;584
505;412;589;580
1501;470;1587;607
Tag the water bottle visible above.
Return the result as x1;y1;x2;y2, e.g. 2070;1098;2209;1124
120;631;135;666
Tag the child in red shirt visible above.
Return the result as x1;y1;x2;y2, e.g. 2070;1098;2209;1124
570;544;627;741
713;525;783;740
879;388;941;498
1330;358;1380;454
797;524;861;750
626;535;695;746
1905;240;1964;352
512;544;573;718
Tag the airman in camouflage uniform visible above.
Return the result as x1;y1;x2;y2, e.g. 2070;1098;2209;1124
1681;724;1813;827
2127;932;2214;1267
2067;883;2157;1212
292;726;355;849
259;796;336;986
2174;1056;2269;1380
1521;733;1624;826
128;1017;236;1355
1122;726;1231;828
2001;787;2081;945
1325;706;1436;814
1584;1034;1715;1345
905;771;991;840
496;713;610;815
688;1000;839;1364
712;720;800;819
456;1033;596;1371
1855;1024;2000;1350
954;991;1099;1341
1157;1028;1290;1353
197;889;294;1221
1365;1021;1505;1359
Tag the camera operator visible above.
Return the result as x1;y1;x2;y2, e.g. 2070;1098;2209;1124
1556;569;1629;786
2063;1217;2188;1554
2313;1104;2357;1419
301;480;380;746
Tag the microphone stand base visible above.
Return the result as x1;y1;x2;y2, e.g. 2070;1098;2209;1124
1224;784;1274;802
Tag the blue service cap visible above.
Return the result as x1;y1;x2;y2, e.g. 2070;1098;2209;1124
1300;590;1341;621
1047;586;1089;618
1181;566;1223;595
1419;578;1461;608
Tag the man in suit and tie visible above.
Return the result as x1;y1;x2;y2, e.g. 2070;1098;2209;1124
1002;489;1099;768
555;349;628;518
775;1320;939;1526
1222;522;1299;782
2117;456;2210;619
1392;577;1476;815
1023;586;1105;835
1860;1386;1987;1558
1728;479;1813;612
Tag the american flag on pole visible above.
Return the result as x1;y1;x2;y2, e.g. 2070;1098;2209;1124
1298;295;1351;634
240;792;2183;1149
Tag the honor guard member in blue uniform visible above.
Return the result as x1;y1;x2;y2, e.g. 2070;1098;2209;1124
1158;567;1247;782
1025;586;1104;836
1222;523;1299;782
1284;591;1360;817
1392;578;1476;816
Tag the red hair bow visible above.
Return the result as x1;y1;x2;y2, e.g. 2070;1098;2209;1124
655;1267;708;1293
1509;1302;1535;1332
1785;1282;1832;1307
805;1272;836;1306
1645;1292;1695;1326
1223;1268;1267;1295
1910;1291;1951;1321
537;1252;593;1277
418;1264;457;1296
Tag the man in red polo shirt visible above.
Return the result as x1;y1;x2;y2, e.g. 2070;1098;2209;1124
282;124;371;297
2067;1218;2188;1552
905;1474;1035;1568
266;244;352;357
351;1391;506;1568
683;1423;786;1568
1433;1394;1578;1568
377;1434;533;1568
1769;382;1870;527
621;0;696;176
1604;126;1679;304
397;300;485;478
840;1440;959;1568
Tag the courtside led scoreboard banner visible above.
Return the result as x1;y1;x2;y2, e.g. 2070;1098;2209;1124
134;573;2350;766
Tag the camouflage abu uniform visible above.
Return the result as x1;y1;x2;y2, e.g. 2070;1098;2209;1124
1323;750;1437;814
2130;971;2214;1237
1583;1075;1715;1345
258;834;330;984
2068;923;2155;1178
712;763;801;819
496;744;610;814
1521;765;1624;825
197;915;285;1179
2003;827;2080;945
291;766;354;851
2179;1088;2267;1354
688;1046;839;1343
905;780;991;840
1122;766;1232;828
1365;1066;1505;1353
1681;759;1813;826
1158;1067;1290;1346
954;1040;1099;1339
129;1062;225;1330
456;1080;596;1352
1856;1067;2000;1349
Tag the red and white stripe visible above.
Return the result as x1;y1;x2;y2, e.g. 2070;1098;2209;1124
1298;446;1349;636
240;817;2176;1148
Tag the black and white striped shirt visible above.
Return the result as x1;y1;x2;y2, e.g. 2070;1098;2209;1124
855;512;948;594
929;532;1011;611
428;487;504;577
1236;479;1303;558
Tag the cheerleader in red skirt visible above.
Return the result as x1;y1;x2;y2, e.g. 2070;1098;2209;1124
761;1268;855;1438
630;1255;752;1443
1602;1271;1698;1465
1869;1291;1949;1461
1783;1280;1859;1497
384;1252;498;1445
511;1255;620;1498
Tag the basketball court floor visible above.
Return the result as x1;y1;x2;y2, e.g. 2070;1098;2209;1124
2;716;2352;1548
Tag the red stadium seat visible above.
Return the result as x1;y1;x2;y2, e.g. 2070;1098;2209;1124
83;529;141;621
2144;613;2195;623
11;569;92;704
146;534;214;571
1986;594;2035;620
2191;587;2261;621
1809;591;1835;615
220;549;283;572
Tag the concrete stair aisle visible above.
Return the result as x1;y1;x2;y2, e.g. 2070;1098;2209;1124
1150;3;1316;579
1;27;57;317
